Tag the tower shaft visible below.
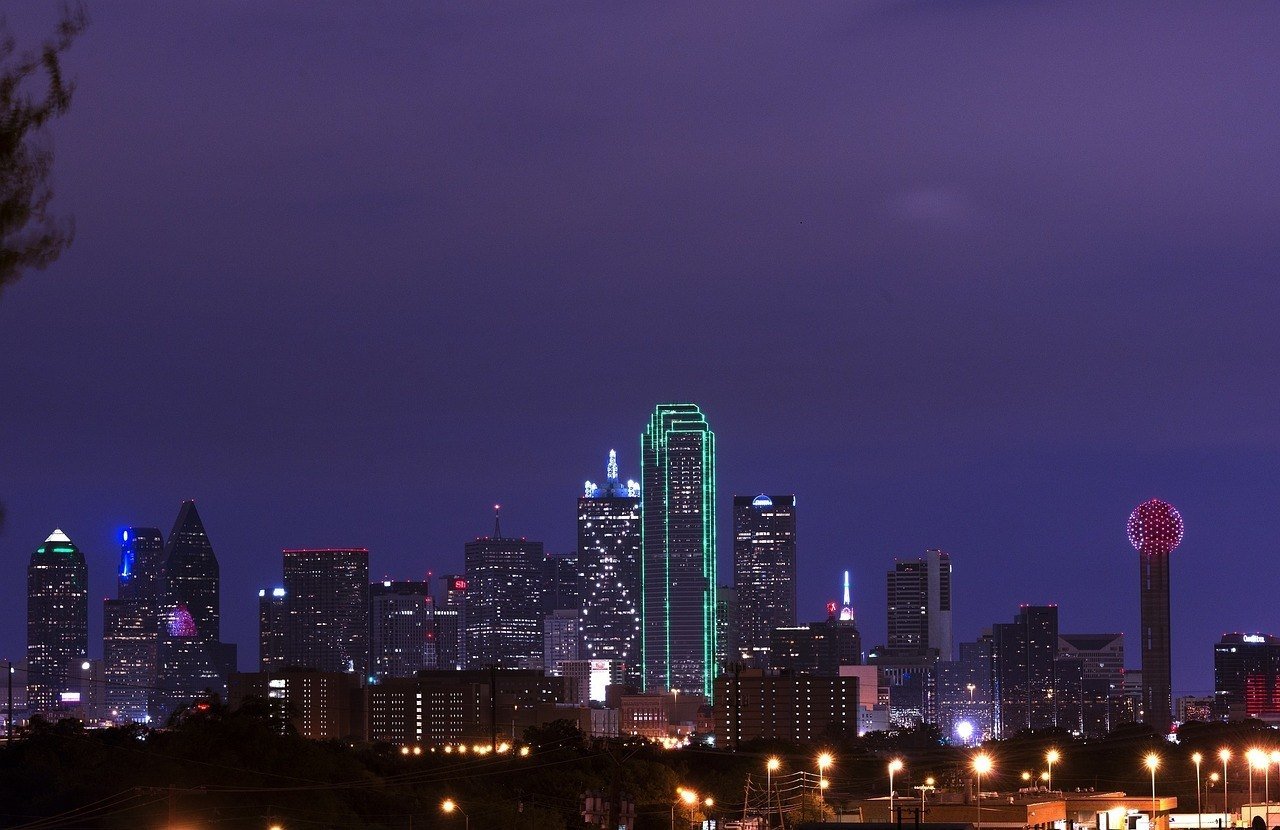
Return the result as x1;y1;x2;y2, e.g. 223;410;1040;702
1139;550;1172;733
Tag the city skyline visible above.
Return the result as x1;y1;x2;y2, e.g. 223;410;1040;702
6;3;1280;708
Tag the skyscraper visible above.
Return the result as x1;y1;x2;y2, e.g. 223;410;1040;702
27;529;88;715
1127;498;1183;735
464;509;543;668
544;609;582;674
540;551;583;615
370;580;434;679
155;502;235;721
435;575;467;671
990;604;1083;737
283;549;370;676
1213;633;1280;721
641;403;717;697
885;549;952;659
732;494;797;667
258;587;287;672
579;450;642;685
103;526;164;723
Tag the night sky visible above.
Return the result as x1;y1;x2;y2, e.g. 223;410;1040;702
3;2;1279;699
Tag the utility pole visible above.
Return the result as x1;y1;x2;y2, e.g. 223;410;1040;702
489;663;498;751
6;660;12;742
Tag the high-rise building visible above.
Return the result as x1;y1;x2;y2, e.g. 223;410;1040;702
283;549;370;676
27;529;88;716
543;609;581;675
1127;498;1183;735
369;580;434;680
640;403;716;697
258;587;287;672
435;575;467;671
732;494;797;667
885;549;952;660
769;613;862;677
990;604;1083;737
1213;633;1280;721
579;450;642;686
936;636;994;744
464;510;543;669
155;501;236;720
1059;633;1126;736
103;526;165;723
540;551;582;615
715;585;737;672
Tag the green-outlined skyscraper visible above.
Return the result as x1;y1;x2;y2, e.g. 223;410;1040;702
641;403;717;698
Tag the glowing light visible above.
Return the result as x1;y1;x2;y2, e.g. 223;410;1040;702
818;752;834;770
767;757;781;772
752;494;773;507
679;789;697;805
1193;752;1203;764
519;746;530;757
626;479;640;497
441;799;457;813
973;753;993;775
1220;749;1232;762
1127;499;1184;555
1046;749;1060;764
272;587;286;597
1145;753;1160;772
1248;748;1266;769
889;758;904;773
168;604;197;638
608;449;619;482
955;720;975;741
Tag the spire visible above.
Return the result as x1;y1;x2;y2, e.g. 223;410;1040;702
168;499;206;541
842;570;851;607
607;449;619;482
493;504;503;539
840;570;854;621
44;528;71;544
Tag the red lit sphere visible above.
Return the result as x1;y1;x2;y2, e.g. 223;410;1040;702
1127;499;1184;555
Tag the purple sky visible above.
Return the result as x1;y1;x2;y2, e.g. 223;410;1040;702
3;2;1280;698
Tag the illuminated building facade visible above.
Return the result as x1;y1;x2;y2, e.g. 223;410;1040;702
543;609;582;674
1059;633;1126;735
283;548;370;676
885;549;952;659
435;575;467;671
258;587;287;672
540;551;583;615
640;403;717;698
370;580;435;679
936;636;995;743
990;604;1086;737
578;451;641;685
26;529;88;715
228;670;362;740
103;526;165;722
1213;632;1280;721
1128;498;1183;734
714;669;859;746
464;512;544;668
732;494;797;667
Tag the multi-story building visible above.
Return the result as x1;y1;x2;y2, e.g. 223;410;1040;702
283;548;370;676
641;403;717;698
464;512;543;669
540;551;582;615
155;501;236;722
990;605;1085;737
1178;694;1214;723
935;636;994;743
27;529;88;716
714;669;859;746
716;585;737;672
103;526;165;723
543;609;581;675
579;451;642;686
1059;633;1125;736
435;575;467;671
1213;633;1280;721
258;587;287;672
885;549;952;660
366;670;559;745
369;581;434;680
64;658;107;724
229;670;363;740
732;494;796;667
769;613;862;677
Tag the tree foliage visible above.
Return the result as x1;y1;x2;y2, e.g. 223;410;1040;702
0;3;85;297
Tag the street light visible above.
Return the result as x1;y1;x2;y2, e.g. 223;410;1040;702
889;758;904;821
441;798;469;830
766;757;781;827
1022;771;1032;784
1211;772;1221;821
973;753;993;830
1192;752;1203;830
1046;749;1060;792
1146;754;1160;830
915;776;936;819
1248;749;1265;806
672;788;697;830
1220;749;1232;830
817;752;834;807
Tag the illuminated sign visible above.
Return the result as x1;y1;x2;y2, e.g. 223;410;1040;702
59;692;81;704
1243;634;1266;644
452;578;468;592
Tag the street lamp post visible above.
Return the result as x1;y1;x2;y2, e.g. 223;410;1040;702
441;799;469;830
1146;754;1160;830
1248;749;1263;807
1193;752;1203;830
672;788;697;830
817;753;833;808
766;758;780;828
1046;749;1060;793
889;759;904;822
915;777;936;821
973;753;993;830
1221;749;1232;829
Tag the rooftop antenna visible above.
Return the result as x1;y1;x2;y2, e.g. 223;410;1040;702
840;570;854;621
607;449;619;482
493;504;503;539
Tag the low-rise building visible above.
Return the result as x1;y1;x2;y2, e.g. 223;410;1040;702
713;668;858;746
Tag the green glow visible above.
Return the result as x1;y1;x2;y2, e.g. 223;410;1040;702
640;403;717;701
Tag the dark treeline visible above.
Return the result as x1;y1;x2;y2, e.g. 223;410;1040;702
2;703;1276;829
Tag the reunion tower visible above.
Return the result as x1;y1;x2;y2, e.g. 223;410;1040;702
1127;498;1184;734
